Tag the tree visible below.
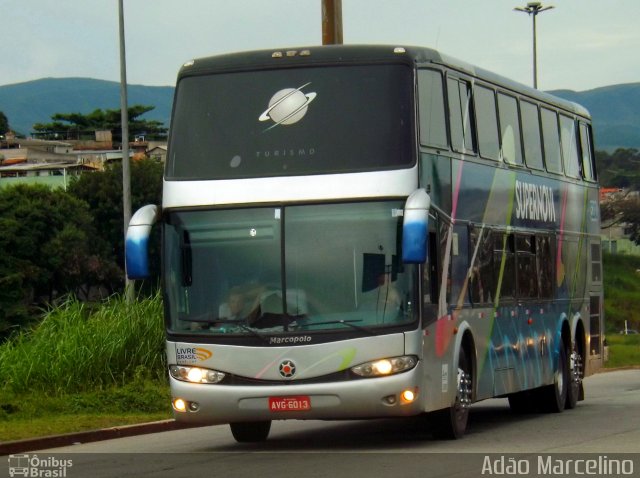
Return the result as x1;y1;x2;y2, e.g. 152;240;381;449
0;111;8;134
602;194;640;246
596;148;640;190
32;105;167;141
68;158;163;278
0;184;101;334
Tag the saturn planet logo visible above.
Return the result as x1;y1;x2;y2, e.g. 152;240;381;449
259;83;317;131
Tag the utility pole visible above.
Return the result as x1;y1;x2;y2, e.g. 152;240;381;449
118;0;133;302
322;0;343;45
514;2;554;89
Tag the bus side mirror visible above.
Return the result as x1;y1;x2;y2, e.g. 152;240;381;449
402;189;431;264
125;204;160;280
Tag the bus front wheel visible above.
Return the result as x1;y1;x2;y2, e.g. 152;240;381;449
430;348;472;439
230;420;272;442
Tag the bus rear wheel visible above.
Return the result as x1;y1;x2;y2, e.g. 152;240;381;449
431;348;472;439
538;344;568;413
230;420;272;442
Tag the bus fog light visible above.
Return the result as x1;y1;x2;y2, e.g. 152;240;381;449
401;389;417;403
188;401;200;412
173;398;187;412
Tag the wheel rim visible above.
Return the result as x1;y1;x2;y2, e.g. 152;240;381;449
458;368;472;409
570;350;583;387
456;366;472;422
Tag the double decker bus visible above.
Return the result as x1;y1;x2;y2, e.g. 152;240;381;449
126;45;603;442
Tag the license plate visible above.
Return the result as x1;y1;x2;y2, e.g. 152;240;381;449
269;396;311;412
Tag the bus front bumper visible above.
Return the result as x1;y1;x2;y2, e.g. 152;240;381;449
169;365;424;424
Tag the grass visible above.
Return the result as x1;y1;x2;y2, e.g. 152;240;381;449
0;294;166;394
604;334;640;369
0;380;171;441
0;293;171;443
603;252;640;333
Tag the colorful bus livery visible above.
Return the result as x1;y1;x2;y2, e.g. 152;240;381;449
127;45;602;442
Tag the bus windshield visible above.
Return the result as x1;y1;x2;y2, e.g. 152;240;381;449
164;201;418;337
166;64;413;180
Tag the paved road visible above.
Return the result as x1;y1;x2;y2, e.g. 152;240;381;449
5;369;640;478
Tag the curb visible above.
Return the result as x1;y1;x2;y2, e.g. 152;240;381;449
0;420;204;455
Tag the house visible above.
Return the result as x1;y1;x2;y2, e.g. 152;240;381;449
147;145;167;163
0;161;98;190
600;188;640;255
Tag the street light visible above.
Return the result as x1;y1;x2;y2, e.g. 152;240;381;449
118;0;133;301
514;2;554;89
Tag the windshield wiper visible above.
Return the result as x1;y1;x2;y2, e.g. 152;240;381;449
215;320;271;343
179;315;270;343
303;319;378;335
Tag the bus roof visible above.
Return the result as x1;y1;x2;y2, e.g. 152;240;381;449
178;44;590;119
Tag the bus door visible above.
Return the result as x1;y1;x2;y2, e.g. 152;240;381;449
422;213;441;323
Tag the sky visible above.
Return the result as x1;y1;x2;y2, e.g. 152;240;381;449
3;0;639;92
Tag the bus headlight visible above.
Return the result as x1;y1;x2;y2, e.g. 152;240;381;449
351;355;418;377
169;365;226;384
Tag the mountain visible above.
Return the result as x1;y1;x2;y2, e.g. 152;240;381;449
550;83;640;152
1;77;639;152
0;78;173;137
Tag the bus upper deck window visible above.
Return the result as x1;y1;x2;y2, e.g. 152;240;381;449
579;122;596;181
474;85;500;161
520;100;544;170
497;93;523;166
541;107;563;175
560;114;580;179
418;70;448;149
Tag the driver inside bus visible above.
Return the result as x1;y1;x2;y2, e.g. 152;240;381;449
219;288;246;321
360;272;402;322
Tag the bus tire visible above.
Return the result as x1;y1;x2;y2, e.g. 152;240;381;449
566;346;583;410
230;420;271;442
431;348;472;439
539;344;568;413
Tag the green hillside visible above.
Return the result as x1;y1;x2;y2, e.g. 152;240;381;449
0;78;173;136
550;83;640;151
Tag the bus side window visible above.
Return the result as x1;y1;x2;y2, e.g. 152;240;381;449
494;233;515;300
521;100;545;170
579;122;596;181
497;93;524;166
474;85;500;161
447;77;475;153
560;114;581;178
516;235;538;299
536;236;554;298
469;227;494;304
418;69;448;149
541;107;563;174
